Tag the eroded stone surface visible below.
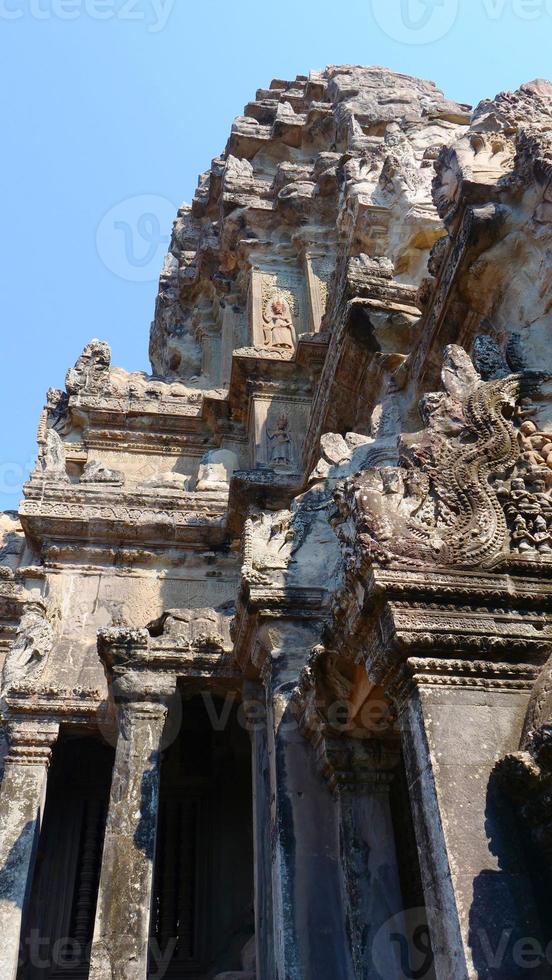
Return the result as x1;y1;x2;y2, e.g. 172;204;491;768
2;65;552;980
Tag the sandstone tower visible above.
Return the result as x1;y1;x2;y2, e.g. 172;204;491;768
2;65;552;979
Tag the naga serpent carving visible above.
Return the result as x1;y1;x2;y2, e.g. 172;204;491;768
342;345;543;568
438;372;523;566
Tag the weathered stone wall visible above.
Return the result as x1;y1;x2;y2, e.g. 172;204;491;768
2;66;552;980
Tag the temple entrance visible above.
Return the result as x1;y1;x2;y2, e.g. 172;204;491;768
18;730;115;980
149;691;254;980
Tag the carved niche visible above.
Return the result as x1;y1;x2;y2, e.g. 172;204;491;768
249;267;306;352
250;396;310;472
262;293;296;352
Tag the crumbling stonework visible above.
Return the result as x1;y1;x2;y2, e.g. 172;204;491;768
2;65;552;980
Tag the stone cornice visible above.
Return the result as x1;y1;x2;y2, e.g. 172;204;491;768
3;686;103;723
69;388;215;423
325;564;552;702
20;481;229;548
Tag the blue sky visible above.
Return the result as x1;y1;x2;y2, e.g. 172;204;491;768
0;0;551;510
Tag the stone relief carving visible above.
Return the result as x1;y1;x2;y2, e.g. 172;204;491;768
494;409;552;559
65;339;111;395
266;414;295;470
147;606;233;652
41;428;69;482
252;397;309;471
1;600;56;695
334;343;547;569
262;293;296;351
243;510;296;586
242;489;342;593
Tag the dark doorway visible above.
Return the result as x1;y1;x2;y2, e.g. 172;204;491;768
19;730;115;980
149;693;254;979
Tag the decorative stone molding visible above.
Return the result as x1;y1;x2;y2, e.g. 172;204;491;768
3;717;59;768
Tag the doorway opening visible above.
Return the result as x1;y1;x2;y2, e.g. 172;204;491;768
19;729;115;980
149;691;254;979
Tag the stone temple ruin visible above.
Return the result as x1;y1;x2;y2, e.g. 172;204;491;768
2;64;552;979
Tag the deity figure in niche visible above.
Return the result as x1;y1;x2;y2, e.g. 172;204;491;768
262;293;295;351
267;414;294;468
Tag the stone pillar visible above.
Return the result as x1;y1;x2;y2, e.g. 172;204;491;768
90;627;177;980
0;716;59;980
397;672;545;980
264;648;354;980
89;697;173;980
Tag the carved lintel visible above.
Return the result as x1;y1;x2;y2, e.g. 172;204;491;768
3;685;103;723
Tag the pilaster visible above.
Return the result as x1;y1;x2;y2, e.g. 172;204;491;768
0;716;59;980
258;634;354;980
